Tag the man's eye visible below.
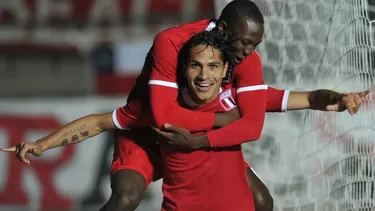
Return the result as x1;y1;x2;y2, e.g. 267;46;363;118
209;65;218;68
242;40;251;45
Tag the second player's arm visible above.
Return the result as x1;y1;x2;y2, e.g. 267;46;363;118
202;52;267;148
265;88;311;112
267;88;359;112
181;54;355;148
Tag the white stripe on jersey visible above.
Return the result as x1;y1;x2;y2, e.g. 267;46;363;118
220;97;236;111
149;80;178;88
281;90;290;112
236;85;268;94
219;89;237;111
112;109;127;130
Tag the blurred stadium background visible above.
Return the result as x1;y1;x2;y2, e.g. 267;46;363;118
0;0;374;210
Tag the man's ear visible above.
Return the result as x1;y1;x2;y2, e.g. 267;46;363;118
216;20;227;31
222;62;229;78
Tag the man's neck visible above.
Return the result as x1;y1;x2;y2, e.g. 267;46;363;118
189;89;219;106
180;87;222;108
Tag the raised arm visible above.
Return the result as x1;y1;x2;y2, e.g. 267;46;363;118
153;86;368;150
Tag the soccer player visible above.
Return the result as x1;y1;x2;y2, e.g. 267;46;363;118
158;28;255;211
1;1;369;211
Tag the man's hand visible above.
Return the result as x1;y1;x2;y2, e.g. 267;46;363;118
326;90;370;114
0;142;44;165
213;107;240;128
309;89;370;115
153;124;210;151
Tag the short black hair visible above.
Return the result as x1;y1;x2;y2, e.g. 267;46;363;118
218;0;264;29
177;29;237;86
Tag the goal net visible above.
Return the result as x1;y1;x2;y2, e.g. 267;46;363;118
215;0;375;210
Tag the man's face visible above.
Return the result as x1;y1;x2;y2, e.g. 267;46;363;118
185;44;228;104
231;19;264;63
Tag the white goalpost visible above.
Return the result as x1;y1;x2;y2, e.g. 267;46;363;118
215;0;375;210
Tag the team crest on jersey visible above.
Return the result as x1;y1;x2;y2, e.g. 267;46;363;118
220;89;237;111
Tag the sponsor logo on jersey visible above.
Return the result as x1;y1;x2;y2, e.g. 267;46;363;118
220;89;236;111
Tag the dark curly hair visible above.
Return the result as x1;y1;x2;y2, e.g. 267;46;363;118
177;28;237;87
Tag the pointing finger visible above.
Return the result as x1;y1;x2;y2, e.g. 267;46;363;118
358;89;370;98
0;146;16;152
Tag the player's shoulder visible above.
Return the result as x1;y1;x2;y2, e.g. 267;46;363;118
154;19;212;44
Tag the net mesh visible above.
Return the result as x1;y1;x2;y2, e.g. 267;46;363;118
215;0;375;210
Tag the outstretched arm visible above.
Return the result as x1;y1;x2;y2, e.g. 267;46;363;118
279;89;368;114
265;86;369;114
1;112;115;164
154;88;368;150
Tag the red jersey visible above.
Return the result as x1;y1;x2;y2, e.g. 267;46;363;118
112;20;290;144
148;19;266;147
161;88;255;211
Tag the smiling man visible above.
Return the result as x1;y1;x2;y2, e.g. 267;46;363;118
158;29;255;211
